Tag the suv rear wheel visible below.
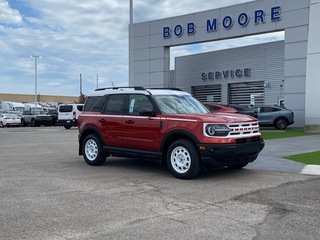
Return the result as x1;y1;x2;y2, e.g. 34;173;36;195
274;118;288;130
167;139;201;179
83;134;106;166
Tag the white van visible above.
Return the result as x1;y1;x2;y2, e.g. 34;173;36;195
57;103;83;129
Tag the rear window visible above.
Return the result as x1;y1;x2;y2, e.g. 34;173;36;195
59;105;73;112
83;96;105;112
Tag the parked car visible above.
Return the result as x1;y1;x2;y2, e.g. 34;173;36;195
202;102;239;114
57;103;84;129
223;104;257;117
250;105;294;130
21;110;52;127
43;107;58;125
78;87;265;179
0;113;21;128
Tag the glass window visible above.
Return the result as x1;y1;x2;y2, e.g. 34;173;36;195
154;94;209;114
103;95;127;114
84;97;104;112
128;95;154;115
77;105;83;111
59;105;72;112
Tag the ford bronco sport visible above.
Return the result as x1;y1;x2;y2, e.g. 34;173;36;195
78;87;264;179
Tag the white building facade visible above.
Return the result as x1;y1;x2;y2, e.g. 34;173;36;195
129;0;320;132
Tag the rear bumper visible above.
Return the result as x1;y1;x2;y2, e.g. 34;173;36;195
57;119;78;127
35;119;52;124
198;138;265;167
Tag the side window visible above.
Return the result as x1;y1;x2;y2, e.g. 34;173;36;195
103;95;127;114
84;97;104;112
77;105;83;111
128;95;154;116
206;105;219;111
259;107;268;113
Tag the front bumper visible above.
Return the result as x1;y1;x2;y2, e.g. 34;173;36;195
197;138;265;168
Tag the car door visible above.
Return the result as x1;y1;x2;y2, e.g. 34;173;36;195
99;94;127;148
121;94;162;152
257;107;275;125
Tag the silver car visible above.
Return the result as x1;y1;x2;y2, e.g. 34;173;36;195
251;105;294;130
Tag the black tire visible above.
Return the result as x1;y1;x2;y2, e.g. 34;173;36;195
21;119;26;127
31;119;38;127
64;125;72;129
274;118;288;130
82;134;106;166
0;122;3;128
166;139;201;179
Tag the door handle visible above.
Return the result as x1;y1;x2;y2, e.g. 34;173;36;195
125;120;134;124
98;118;106;122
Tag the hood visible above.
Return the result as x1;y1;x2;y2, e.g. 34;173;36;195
162;112;257;123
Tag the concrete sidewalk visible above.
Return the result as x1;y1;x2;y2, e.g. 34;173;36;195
246;134;320;175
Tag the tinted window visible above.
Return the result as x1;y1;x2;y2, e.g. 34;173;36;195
59;105;73;112
205;105;220;111
84;96;105;112
260;107;280;113
77;105;83;111
48;109;57;114
103;95;127;114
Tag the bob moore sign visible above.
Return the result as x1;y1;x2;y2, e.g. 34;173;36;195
163;6;281;39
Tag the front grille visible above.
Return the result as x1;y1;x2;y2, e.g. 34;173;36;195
228;122;260;138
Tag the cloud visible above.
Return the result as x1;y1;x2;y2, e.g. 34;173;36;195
0;0;281;97
0;0;23;24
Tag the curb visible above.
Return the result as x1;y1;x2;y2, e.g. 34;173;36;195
300;165;320;176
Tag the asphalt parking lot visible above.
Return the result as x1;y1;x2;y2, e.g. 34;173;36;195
0;126;320;240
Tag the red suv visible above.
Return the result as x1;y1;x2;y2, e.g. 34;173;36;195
78;87;264;179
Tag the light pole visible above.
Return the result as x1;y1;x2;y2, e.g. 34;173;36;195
129;0;133;85
31;55;40;110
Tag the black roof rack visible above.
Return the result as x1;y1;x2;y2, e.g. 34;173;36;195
147;87;182;91
94;86;146;91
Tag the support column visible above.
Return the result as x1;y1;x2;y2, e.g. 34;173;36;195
305;0;320;133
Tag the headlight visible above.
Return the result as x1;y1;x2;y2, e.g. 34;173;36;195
204;124;231;137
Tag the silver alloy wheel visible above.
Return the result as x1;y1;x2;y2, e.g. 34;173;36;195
170;146;191;174
85;138;99;161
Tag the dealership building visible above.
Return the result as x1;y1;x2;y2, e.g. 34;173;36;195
129;0;320;132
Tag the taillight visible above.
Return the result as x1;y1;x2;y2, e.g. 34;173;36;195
73;111;76;119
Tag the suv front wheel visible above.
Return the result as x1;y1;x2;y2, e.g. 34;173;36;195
167;139;201;179
83;134;106;166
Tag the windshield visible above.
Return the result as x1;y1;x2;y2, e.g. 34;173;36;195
154;94;209;114
31;110;45;115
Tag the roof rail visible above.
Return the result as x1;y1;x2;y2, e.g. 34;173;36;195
94;86;146;91
147;87;183;91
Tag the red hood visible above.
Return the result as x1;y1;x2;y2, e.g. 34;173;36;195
161;112;257;123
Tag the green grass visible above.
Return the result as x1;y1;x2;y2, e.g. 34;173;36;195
260;129;316;140
284;151;320;165
260;129;320;165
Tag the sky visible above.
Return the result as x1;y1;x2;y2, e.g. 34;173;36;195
0;0;284;97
